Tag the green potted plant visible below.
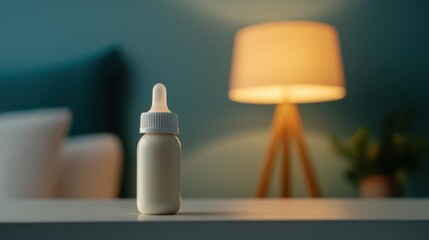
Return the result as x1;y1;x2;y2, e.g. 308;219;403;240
332;108;428;197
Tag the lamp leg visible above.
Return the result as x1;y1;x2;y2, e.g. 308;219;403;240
280;105;291;197
256;105;285;198
289;105;321;197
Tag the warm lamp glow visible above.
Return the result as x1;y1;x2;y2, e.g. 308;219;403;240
229;21;345;104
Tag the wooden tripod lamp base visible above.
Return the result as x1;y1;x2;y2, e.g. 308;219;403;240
256;104;321;198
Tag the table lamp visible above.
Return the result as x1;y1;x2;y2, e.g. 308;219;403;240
229;21;345;197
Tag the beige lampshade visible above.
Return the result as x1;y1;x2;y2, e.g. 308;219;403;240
229;21;346;104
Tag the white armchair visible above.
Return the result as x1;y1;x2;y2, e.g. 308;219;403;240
0;108;123;199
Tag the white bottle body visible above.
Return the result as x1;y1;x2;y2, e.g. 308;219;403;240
137;133;181;215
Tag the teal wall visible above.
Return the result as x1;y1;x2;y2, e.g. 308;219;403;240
0;0;428;197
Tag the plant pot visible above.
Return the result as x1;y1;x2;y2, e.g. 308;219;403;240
359;175;400;198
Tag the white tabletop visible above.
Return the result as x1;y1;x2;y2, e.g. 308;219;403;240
1;199;429;239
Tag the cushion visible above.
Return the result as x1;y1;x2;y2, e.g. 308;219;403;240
0;47;125;135
0;108;70;198
58;133;122;198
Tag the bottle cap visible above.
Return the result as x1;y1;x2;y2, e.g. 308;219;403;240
140;83;179;134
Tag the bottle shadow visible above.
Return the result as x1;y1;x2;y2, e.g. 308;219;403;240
137;211;234;220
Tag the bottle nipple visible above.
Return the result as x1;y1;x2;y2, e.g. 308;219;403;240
149;83;171;113
140;83;179;134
